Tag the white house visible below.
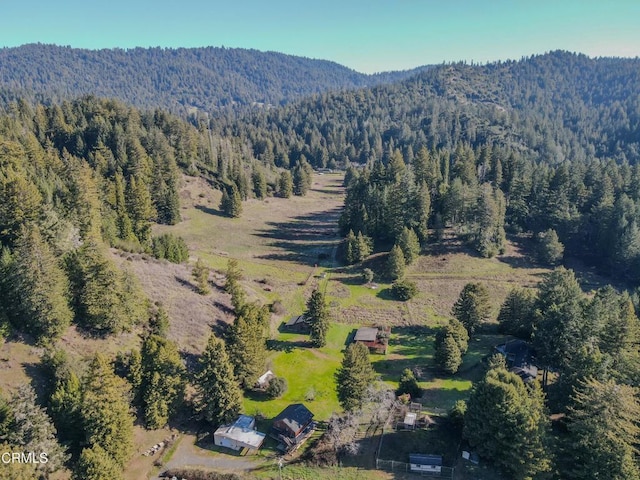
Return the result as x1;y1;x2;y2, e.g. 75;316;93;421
214;415;266;455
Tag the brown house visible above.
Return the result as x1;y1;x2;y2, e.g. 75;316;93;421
271;403;315;452
354;326;390;354
284;315;311;333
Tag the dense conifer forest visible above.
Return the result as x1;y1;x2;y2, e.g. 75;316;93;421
0;44;429;112
0;49;639;479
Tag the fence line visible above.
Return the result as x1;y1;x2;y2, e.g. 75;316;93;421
375;459;454;478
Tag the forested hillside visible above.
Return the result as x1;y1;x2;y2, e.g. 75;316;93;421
0;44;428;112
225;51;640;283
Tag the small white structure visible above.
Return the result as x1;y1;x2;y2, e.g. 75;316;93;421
214;415;266;455
403;412;417;429
409;454;443;473
255;370;275;389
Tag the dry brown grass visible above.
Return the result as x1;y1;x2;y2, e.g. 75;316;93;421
112;252;235;354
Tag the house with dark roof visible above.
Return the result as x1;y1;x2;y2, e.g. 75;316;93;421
284;315;310;333
353;326;390;354
409;454;443;473
495;339;538;383
271;403;315;452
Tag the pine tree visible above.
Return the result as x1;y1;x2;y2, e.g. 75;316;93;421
336;342;377;411
293;163;309;196
277;171;293;198
49;371;84;455
69;239;146;334
397;227;420;264
73;444;123;480
192;258;210;295
113;172;135;243
6;226;73;343
563;378;640;480
0;168;42;245
5;384;69;477
452;282;491;336
81;353;134;468
226;303;269;388
344;230;357;265
225;258;246;310
397;368;422;398
126;175;156;246
306;288;329;347
497;287;537;339
385;245;406;281
252;166;267;199
220;183;243;217
194;334;242;425
464;367;551;480
535;228;564;265
139;335;185;429
434;333;462;374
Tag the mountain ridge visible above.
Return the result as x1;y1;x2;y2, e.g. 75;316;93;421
0;43;431;113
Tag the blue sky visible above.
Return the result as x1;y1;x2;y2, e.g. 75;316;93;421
1;0;639;73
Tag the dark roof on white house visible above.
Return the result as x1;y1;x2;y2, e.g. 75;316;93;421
273;403;314;434
409;454;443;466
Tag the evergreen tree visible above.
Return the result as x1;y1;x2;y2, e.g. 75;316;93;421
139;335;185;429
81;353;134;468
464;367;551;480
220;183;243;218
336;342;377;411
277;171;293;198
497;287;537;339
73;444;123;480
535;228;564;265
293;163;310;196
385;245;406;281
152;233;189;263
126;175;156;247
563;378;640;480
69;239;146;334
194;334;242;425
533;267;585;387
306;288;329;347
5;226;73;343
225;258;246;310
344;230;357;265
397;227;421;264
192;258;210;295
5;384;68;477
113;172;135;243
0;168;42;245
452;282;491;336
434;333;462;374
226;303;269;388
251;166;267;199
49;371;84;454
397;368;422;398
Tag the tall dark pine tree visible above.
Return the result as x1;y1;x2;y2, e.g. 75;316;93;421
194;334;242;425
6;226;73;343
452;283;491;336
306;288;329;347
336;342;376;411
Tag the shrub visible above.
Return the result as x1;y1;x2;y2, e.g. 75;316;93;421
266;377;288;399
391;280;418;300
361;268;374;284
152;233;189;263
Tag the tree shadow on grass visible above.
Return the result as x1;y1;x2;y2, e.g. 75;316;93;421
194;204;227;218
266;338;310;352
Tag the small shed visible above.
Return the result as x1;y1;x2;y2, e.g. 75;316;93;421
409;454;443;473
214;415;266;455
255;370;275;389
403;412;417;430
284;315;310;333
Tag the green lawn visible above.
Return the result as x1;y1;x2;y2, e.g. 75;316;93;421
243;323;354;422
